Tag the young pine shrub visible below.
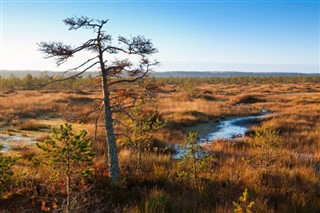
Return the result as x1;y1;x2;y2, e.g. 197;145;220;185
118;104;164;167
35;123;95;212
0;147;15;194
177;132;215;189
251;124;281;171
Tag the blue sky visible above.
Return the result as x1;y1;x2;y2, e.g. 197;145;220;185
0;0;319;73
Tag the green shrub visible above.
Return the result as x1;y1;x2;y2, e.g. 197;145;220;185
0;147;15;193
177;132;215;188
35;123;95;211
252;124;281;170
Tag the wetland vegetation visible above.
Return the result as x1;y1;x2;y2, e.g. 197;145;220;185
0;74;320;212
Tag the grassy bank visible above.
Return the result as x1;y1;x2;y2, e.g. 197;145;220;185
0;76;320;212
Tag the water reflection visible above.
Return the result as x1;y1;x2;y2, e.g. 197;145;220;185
173;112;270;159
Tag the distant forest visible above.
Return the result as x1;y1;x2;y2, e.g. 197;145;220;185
1;70;319;78
1;71;320;91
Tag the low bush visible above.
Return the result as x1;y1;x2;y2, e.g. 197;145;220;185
19;120;50;131
233;95;265;104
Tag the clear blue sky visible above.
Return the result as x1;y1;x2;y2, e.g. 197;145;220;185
0;0;319;73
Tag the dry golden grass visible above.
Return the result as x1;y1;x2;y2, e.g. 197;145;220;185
156;81;320;212
156;82;320;130
0;90;101;127
1;80;320;212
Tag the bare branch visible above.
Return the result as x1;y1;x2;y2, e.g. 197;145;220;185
111;97;145;116
67;56;99;71
112;106;135;121
39;61;99;87
73;39;96;52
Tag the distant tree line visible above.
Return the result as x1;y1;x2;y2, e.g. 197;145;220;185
0;73;98;90
1;74;320;90
157;75;320;84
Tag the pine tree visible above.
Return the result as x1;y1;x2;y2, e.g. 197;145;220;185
35;123;95;212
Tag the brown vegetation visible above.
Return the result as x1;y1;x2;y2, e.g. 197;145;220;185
0;76;320;212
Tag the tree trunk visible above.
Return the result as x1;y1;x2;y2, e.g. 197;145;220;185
66;146;70;213
101;71;120;182
138;142;142;165
66;172;70;212
138;122;142;165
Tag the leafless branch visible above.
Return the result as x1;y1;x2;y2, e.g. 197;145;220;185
113;106;135;121
61;56;99;77
111;96;139;112
39;61;99;87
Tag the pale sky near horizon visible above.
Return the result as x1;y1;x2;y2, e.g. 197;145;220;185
0;0;319;73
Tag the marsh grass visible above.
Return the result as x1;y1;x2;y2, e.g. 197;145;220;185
0;78;320;212
19;119;51;131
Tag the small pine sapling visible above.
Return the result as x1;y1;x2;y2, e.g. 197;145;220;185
118;103;164;166
0;146;15;193
252;124;281;170
35;123;95;212
177;132;215;188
